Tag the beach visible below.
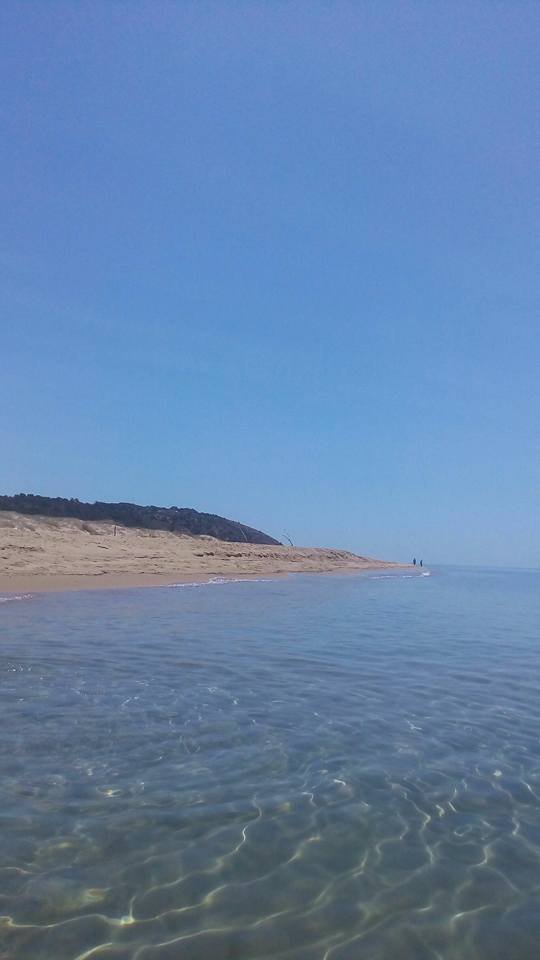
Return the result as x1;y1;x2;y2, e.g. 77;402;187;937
0;511;406;592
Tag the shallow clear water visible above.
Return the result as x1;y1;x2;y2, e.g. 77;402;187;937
1;567;540;960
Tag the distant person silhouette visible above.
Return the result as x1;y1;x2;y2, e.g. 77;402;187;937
413;557;416;566
420;559;423;567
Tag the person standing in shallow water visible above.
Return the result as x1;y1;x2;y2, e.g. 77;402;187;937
413;557;416;566
420;559;423;567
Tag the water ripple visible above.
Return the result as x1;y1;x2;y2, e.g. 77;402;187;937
1;567;539;959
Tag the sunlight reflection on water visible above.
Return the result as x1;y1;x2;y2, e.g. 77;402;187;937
1;568;539;959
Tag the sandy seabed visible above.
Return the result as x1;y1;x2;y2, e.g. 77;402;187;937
0;512;408;593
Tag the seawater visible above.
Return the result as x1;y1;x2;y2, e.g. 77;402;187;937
1;567;539;960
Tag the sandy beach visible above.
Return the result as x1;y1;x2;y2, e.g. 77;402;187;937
0;511;407;592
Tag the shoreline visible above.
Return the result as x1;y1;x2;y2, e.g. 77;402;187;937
0;511;412;595
0;563;411;595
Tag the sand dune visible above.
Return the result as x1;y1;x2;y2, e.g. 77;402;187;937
0;511;407;592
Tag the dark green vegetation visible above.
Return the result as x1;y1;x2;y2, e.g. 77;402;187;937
0;494;281;545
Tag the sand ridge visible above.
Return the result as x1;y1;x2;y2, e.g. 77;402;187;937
0;512;408;592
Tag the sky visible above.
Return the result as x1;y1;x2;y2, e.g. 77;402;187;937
1;2;539;566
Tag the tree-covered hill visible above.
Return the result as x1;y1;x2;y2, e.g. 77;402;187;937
0;494;281;545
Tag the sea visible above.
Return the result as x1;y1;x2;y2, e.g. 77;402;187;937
1;566;539;960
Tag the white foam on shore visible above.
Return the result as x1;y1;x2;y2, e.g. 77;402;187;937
369;570;431;580
0;593;34;604
167;577;274;589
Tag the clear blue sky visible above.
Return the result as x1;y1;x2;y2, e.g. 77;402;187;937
2;2;539;566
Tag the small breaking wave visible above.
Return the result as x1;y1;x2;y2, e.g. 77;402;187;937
167;577;274;589
369;570;431;580
0;593;34;604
